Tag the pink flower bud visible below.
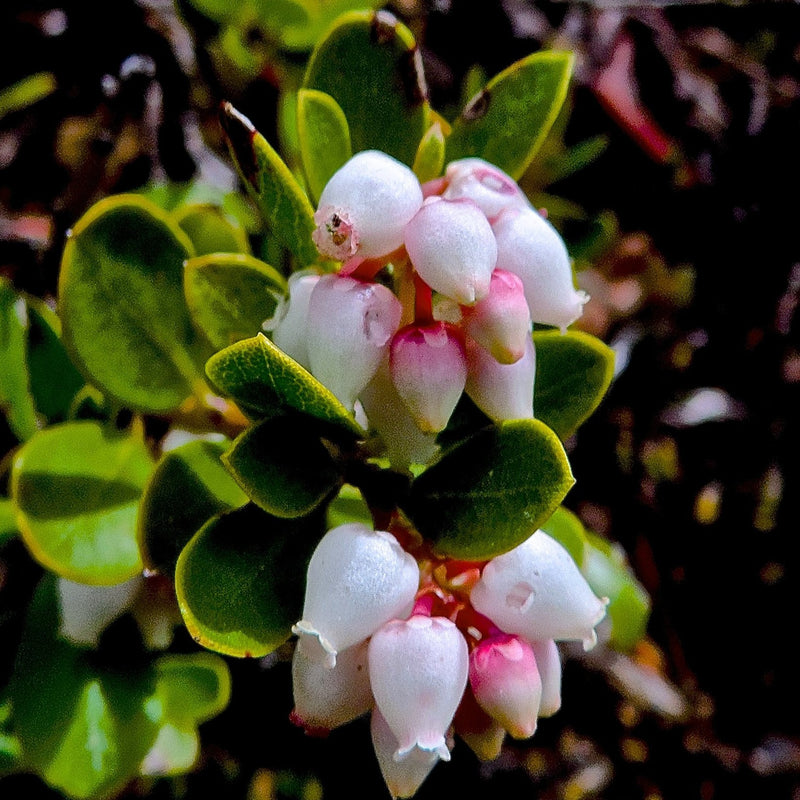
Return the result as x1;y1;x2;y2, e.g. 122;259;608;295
463;269;532;364
306;274;402;410
531;639;562;717
454;688;507;762
465;335;535;422
389;322;467;433
371;708;439;799
404;197;497;305
291;638;373;731
368;615;469;760
493;206;589;332
443;158;529;220
470;530;608;650
270;271;320;370
293;523;419;668
313;150;423;260
469;634;542;739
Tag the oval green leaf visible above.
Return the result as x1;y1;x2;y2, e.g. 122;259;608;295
303;10;430;166
59;194;212;412
175;504;322;657
155;652;231;723
224;416;341;518
403;418;574;560
0;499;17;547
412;121;446;183
11;421;154;585
533;329;615;439
137;439;248;576
297;88;352;203
205;333;363;437
184;253;287;351
219;102;319;267
446;51;574;180
541;504;587;566
172;203;251;256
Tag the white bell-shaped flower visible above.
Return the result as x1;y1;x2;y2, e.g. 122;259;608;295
492;206;588;332
371;707;440;799
531;639;562;717
368;614;469;760
306;274;402;410
465;335;535;422
291;638;373;731
269;270;320;370
470;530;608;650
57;576;142;647
293;523;419;668
442;158;530;220
463;269;532;364
389;322;467;433
404;197;497;305
469;633;542;739
313;150;423;261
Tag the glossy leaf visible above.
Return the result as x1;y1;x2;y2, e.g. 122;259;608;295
533;330;615;439
326;483;372;530
219;102;319;267
412;121;446;183
403;419;574;559
303;10;430;166
205;333;363;437
172;203;251;256
223;416;341;518
184;253;287;351
175;504;322;657
137;439;248;576
446;51;574;180
297;88;352;203
541;505;587;567
0;499;17;547
59;195;212;412
11;421;153;585
0;278;38;440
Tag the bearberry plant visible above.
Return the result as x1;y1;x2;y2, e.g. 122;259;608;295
0;9;650;799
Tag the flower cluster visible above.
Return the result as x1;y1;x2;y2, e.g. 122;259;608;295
270;151;588;468
291;522;608;798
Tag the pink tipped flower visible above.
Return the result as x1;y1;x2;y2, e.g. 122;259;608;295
465;335;535;422
313;150;423;260
368;615;469;761
293;523;420;668
270;271;320;370
463;269;532;364
531;640;562;718
404;197;497;305
442;158;530;220
492;206;589;332
469;633;542;740
291;638;373;732
371;708;440;799
470;530;609;651
390;322;467;433
306;274;402;410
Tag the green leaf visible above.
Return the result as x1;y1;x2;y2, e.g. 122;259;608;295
223;416;341;518
303;10;430;166
403;419;574;560
0;278;38;440
11;421;153;585
326;483;372;530
137;439;248;576
0;72;56;121
297;88;352;203
219;103;319;267
205;333;363;437
446;51;574;180
175;504;321;657
0;498;17;547
412;121;446;183
172;203;251;256
533;330;615;439
583;531;650;652
0;731;22;774
541;505;587;566
59;194;212;413
184;253;286;351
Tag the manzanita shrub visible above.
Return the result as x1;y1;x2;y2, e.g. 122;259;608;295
0;9;651;799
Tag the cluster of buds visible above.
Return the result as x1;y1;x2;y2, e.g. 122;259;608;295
270;150;588;467
290;522;608;798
